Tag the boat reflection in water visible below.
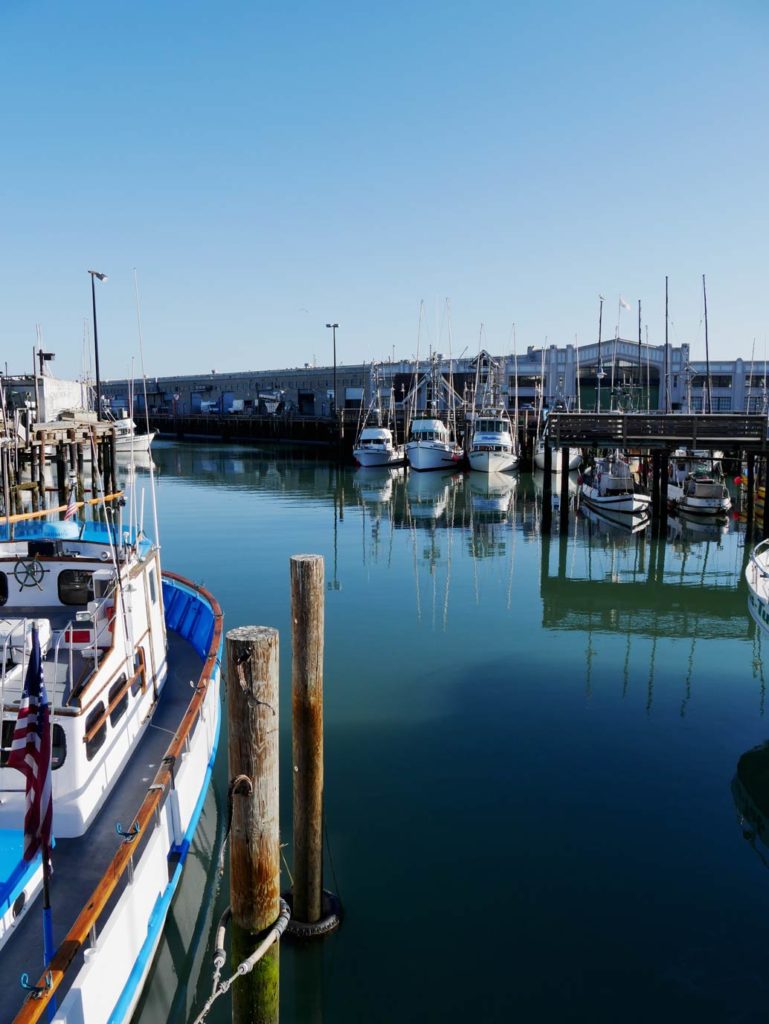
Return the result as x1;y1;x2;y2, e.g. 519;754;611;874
405;469;463;525
733;740;769;868
468;471;516;522
532;468;579;512
580;502;650;536
352;465;404;507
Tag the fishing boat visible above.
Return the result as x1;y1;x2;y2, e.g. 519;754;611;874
667;468;732;519
352;366;405;468
405;418;463;471
404;352;464;471
0;461;222;1022
579;453;651;519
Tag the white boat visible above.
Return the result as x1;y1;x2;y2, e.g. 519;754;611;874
667;469;732;518
0;478;222;1021
746;539;769;638
580;454;651;518
468;413;518;473
533;439;582;472
405;418;464;471
54;410;155;457
353;365;405;468
352;425;405;467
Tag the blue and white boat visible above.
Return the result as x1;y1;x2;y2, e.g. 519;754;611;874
0;466;222;1023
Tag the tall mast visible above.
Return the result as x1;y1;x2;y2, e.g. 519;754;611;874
637;299;642;411
596;295;604;413
664;276;669;413
703;274;712;415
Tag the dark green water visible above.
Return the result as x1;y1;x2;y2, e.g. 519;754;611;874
135;442;769;1024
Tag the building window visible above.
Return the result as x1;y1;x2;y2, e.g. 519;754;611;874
713;397;732;412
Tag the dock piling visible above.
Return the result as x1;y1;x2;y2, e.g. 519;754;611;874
226;625;281;1024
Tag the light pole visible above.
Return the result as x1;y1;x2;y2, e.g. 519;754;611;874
596;294;606;413
326;323;339;417
88;270;108;419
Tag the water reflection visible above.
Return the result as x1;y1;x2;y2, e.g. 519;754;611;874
733;740;769;869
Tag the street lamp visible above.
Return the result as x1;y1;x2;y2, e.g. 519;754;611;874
88;270;108;420
596;294;605;413
326;323;339;417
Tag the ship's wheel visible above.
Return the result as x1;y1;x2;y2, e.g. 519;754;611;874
13;559;47;590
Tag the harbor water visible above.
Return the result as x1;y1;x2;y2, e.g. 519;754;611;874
133;442;769;1023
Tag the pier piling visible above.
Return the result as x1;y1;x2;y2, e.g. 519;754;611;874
559;448;570;530
289;553;340;935
226;625;281;1024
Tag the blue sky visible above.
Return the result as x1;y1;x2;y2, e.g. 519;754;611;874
2;0;767;379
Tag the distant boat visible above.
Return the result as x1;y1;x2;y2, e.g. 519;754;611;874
580;453;651;519
353;364;405;468
533;438;582;472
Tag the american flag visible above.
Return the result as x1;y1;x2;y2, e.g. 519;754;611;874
64;483;78;521
7;625;52;861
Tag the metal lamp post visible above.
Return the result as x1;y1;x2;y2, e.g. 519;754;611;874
88;270;108;420
326;323;339;417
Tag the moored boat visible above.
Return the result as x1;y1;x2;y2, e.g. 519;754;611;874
352;425;405;467
579;453;651;519
468;413;518;473
405;417;464;471
0;480;222;1022
668;468;732;519
746;539;769;638
533;439;582;472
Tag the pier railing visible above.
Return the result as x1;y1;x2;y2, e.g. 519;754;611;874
545;412;768;450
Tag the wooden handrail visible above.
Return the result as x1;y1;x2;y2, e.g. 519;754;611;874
2;492;124;526
13;573;223;1024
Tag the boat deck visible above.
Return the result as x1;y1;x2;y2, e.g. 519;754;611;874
0;631;203;1024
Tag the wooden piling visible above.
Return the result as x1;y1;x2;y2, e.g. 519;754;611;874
658;452;669;533
559;448;570;531
226;625;281;1024
290;554;325;925
747;452;755;531
542;443;552;530
56;442;67;509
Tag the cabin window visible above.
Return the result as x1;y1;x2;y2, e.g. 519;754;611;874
109;675;129;726
131;649;146;697
149;570;157;605
0;572;6;606
85;702;107;760
58;570;94;607
52;724;66;769
0;721;65;769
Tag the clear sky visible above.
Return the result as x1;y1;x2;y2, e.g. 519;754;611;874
2;0;767;380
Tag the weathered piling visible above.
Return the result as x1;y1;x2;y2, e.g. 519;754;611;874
658;452;669;533
226;625;281;1024
746;452;755;530
559;448;570;531
290;555;325;925
542;443;552;530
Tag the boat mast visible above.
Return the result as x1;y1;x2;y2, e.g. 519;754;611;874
596;295;604;413
664;276;669;413
702;274;712;415
637;299;642;412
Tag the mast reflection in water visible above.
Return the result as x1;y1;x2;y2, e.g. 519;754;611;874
138;443;768;1024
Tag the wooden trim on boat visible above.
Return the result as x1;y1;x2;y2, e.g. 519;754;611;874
2;492;124;525
13;572;224;1024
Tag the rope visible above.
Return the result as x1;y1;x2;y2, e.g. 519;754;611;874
191;899;291;1024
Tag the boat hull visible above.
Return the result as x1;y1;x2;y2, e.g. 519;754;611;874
580;486;651;517
354;445;406;467
406;440;464;471
468;449;518;473
534;447;582;472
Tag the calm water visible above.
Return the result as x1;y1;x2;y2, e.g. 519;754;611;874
133;442;769;1024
